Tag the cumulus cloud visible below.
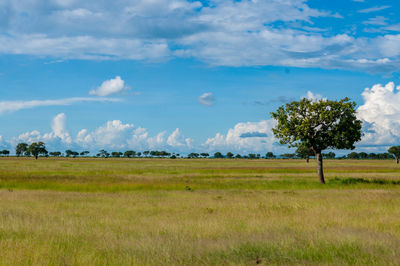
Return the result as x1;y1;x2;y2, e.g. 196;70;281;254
357;82;400;146
51;113;72;143
204;120;278;153
198;92;215;106
167;128;192;148
8;114;193;152
11;113;73;150
0;0;398;72
303;91;325;101
76;120;192;151
0;97;120;115
89;76;129;96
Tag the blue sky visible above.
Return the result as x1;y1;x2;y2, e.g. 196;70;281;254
0;0;400;154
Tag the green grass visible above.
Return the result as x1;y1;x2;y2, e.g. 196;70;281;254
0;157;400;265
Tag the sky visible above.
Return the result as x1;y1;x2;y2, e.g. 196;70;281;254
1;0;400;155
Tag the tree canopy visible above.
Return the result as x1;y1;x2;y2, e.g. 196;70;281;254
16;143;28;156
27;142;48;159
271;97;362;183
388;146;400;164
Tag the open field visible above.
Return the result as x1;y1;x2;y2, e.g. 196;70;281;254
0;158;400;265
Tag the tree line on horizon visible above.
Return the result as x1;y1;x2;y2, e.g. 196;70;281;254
0;141;398;162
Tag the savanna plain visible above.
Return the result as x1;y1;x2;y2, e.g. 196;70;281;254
0;157;400;265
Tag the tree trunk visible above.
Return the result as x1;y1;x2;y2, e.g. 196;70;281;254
397;157;399;164
306;156;309;163
316;152;325;184
35;155;38;160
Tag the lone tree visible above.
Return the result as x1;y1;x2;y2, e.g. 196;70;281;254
271;97;362;184
27;142;48;159
388;146;400;164
295;144;314;163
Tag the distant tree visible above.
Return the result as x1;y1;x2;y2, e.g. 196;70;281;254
281;153;296;159
170;155;177;159
271;97;362;184
99;149;110;158
248;154;257;159
226;152;234;159
347;152;359;159
16;143;28;157
388;146;400;164
235;154;242;159
27;142;48;159
376;153;394;159
124;150;136;158
265;152;275;159
214;152;223;158
49;151;62;157
136;152;142;157
188;153;199;158
296;145;314;163
322;152;336;159
112;152;123;158
143;151;149;157
80;151;90;157
200;153;209;158
65;150;74;157
368;153;377;159
0;150;10;156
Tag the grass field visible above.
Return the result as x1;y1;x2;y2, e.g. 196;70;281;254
0;158;400;265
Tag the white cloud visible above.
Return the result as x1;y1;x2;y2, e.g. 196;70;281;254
0;97;120;115
203;120;278;153
363;16;387;26
11;113;73;150
76;120;192;151
167;128;192;148
358;6;391;13
51;113;72;143
0;0;398;72
198;92;215;106
89;76;129;96
304;91;325;101
357;82;400;146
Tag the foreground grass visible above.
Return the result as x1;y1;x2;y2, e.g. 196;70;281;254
0;189;399;265
0;158;400;264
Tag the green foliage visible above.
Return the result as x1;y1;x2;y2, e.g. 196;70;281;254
388;146;400;158
226;152;234;158
27;142;48;159
347;152;360;159
49;152;62;157
265;152;275;159
15;143;28;156
188;153;200;158
123;150;136;158
80;151;90;157
65;150;79;157
214;152;223;158
271;97;362;153
97;149;110;158
295;145;314;159
111;152;123;158
0;150;10;156
322;152;336;159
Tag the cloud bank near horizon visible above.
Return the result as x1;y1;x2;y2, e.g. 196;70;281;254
1;82;399;154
